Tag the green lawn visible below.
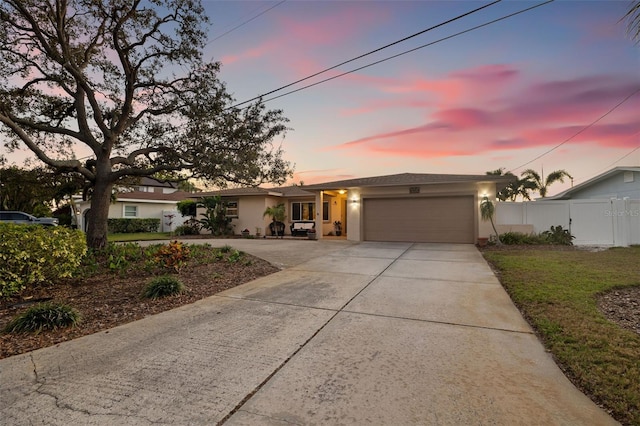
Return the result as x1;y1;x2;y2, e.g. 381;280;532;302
107;232;173;242
483;246;640;425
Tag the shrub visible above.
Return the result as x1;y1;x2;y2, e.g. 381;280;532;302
3;302;81;333
174;218;201;236
0;224;87;298
176;199;197;218
107;218;160;234
543;225;575;245
499;232;548;245
141;275;185;299
153;241;191;271
227;249;244;263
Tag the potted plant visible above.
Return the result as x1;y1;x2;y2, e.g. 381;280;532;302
241;228;250;238
307;228;317;240
333;220;342;236
263;203;286;237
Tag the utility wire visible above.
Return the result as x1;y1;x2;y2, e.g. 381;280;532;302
574;130;640;183
248;0;553;107
510;86;640;172
207;1;287;46
229;0;503;109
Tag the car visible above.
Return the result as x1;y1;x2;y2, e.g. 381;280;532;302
0;211;59;226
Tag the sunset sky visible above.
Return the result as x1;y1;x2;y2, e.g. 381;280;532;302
3;1;639;196
202;0;640;195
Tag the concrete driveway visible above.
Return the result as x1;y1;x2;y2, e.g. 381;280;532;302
0;241;617;425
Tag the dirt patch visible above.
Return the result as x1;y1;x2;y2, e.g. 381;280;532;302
597;286;640;336
0;249;279;360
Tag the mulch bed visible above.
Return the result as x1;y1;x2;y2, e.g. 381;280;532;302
0;252;279;359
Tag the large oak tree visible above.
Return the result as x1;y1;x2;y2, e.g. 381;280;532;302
0;0;291;249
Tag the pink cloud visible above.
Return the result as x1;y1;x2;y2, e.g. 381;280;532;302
327;70;640;159
220;40;278;65
432;108;492;129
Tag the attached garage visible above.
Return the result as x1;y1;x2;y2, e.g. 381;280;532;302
301;173;515;243
363;196;475;243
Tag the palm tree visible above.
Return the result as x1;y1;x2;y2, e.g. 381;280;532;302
623;0;640;43
480;196;501;244
263;203;286;236
521;169;573;198
486;168;535;201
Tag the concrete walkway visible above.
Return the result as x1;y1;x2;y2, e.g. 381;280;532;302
0;241;617;425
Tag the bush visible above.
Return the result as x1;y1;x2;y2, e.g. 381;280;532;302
107;218;160;234
174;218;201;236
0;224;87;298
543;225;575;245
141;275;185;299
176;199;197;218
499;232;548;245
3;302;81;333
153;241;191;271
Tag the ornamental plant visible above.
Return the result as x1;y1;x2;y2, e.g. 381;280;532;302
4;302;81;333
141;275;185;299
153;241;191;272
0;224;87;298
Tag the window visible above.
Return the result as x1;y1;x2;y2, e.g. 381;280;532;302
226;200;239;218
124;205;138;218
322;201;329;221
291;202;315;221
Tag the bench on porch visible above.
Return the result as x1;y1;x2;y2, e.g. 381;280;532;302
290;220;315;236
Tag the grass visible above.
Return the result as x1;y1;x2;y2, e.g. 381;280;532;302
108;232;173;242
482;246;640;425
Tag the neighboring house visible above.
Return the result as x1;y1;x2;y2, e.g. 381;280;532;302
201;173;513;243
75;178;192;232
496;167;640;246
546;166;640;200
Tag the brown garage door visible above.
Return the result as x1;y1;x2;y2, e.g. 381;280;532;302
363;196;475;243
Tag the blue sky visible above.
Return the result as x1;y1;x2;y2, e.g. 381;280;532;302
200;0;639;193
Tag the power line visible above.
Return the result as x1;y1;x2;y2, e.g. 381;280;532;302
207;1;287;46
249;0;554;107
510;86;640;172
229;0;504;109
576;130;640;182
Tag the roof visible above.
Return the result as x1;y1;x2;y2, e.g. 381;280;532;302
195;185;313;198
138;177;178;188
117;190;191;202
301;172;514;190
546;166;640;200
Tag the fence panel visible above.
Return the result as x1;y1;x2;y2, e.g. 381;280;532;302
569;200;614;245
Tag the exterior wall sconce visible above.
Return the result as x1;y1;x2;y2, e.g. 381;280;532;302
351;198;359;204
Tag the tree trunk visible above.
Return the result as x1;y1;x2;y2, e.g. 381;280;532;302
86;162;113;250
490;216;502;245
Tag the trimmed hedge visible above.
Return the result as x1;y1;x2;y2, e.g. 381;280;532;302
107;218;160;233
0;224;87;298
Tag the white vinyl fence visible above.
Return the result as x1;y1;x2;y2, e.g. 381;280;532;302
495;199;640;247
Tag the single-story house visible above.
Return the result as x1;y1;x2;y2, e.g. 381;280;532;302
201;173;514;243
546;166;640;200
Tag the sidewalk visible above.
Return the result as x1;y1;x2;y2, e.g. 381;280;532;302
0;242;617;425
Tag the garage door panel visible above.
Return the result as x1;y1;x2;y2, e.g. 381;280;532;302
363;197;474;243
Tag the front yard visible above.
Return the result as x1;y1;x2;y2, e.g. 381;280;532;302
482;246;640;426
